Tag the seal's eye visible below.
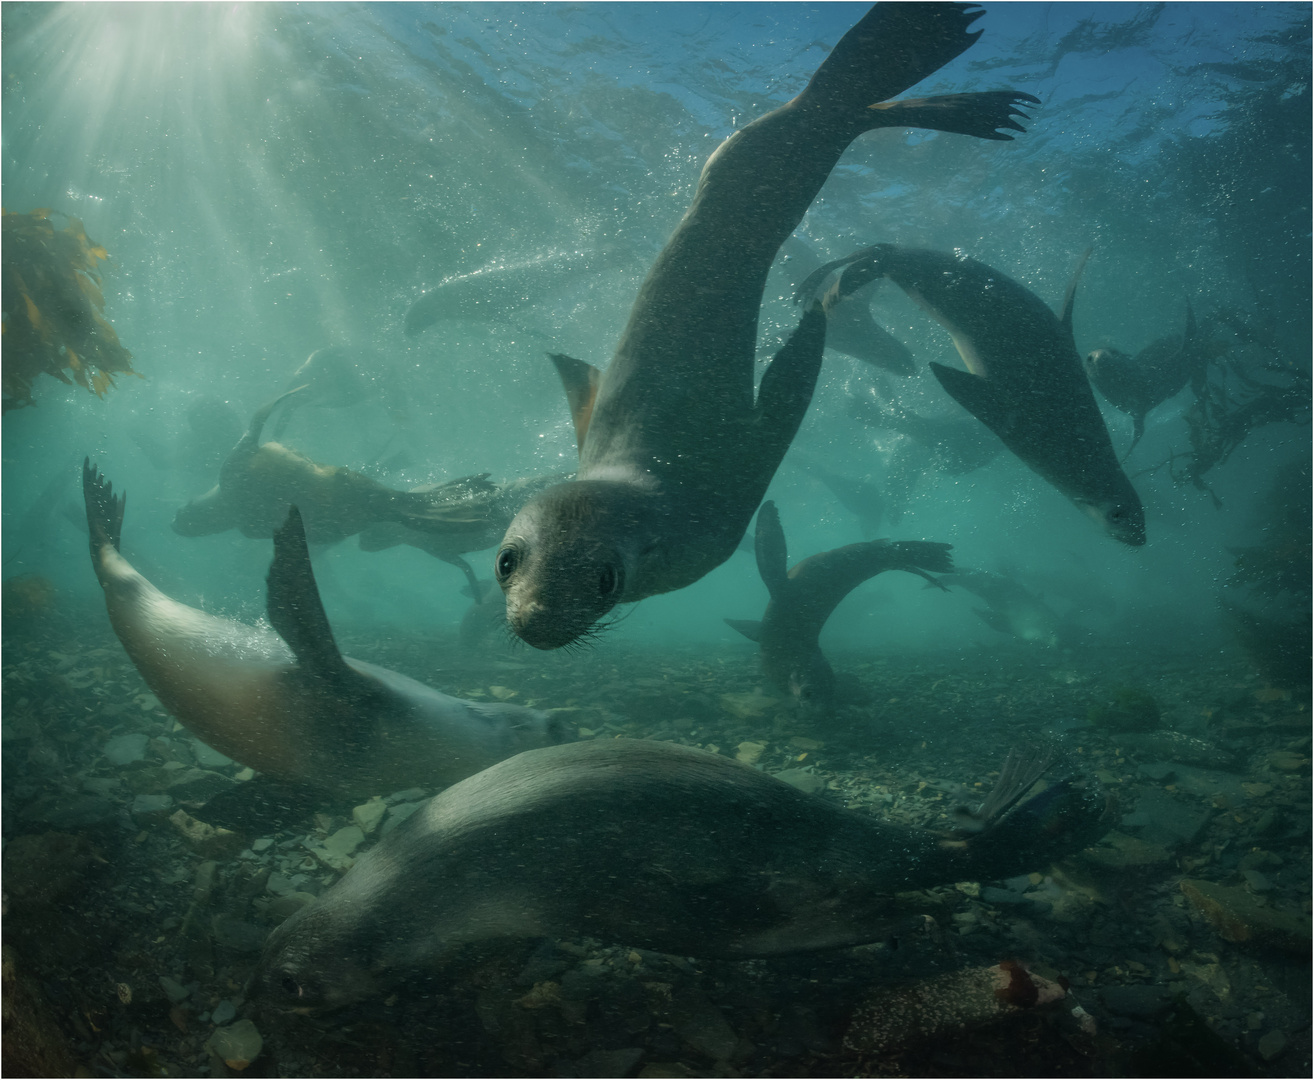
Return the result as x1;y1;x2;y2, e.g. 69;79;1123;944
495;546;519;582
598;565;619;598
280;975;301;998
1108;507;1124;522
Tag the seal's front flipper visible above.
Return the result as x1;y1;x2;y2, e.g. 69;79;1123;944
549;353;603;455
754;304;827;463
724;618;763;643
929;362;1022;445
83;458;126;557
268;506;354;684
439;552;482;597
1059;249;1092;339
973;607;1010;636
753;501;789;596
866;92;1040;143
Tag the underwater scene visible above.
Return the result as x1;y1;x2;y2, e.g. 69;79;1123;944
2;2;1310;1077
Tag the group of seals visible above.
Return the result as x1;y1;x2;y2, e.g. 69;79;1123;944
253;738;1105;1012
802;244;1146;546
727;501;953;715
494;3;1039;649
86;461;565;801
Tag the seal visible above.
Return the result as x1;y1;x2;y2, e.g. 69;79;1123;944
269;346;405;440
172;389;488;547
726;501;953;715
1084;301;1207;458
934;568;1065;647
804;245;1146;545
252;738;1104;1012
494;4;1039;648
85;461;565;800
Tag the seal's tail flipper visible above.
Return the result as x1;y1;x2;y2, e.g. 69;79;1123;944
885;540;955;586
83;458;126;558
724;618;763;643
268;506;353;683
753;501;790;596
959;746;1110;881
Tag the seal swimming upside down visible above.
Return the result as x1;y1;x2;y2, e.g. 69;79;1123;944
802;244;1146;545
494;3;1039;648
726;501;953;716
252;738;1104;1012
85;461;565;800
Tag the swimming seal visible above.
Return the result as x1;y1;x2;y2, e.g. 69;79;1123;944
726;501;952;715
805;244;1146;545
85;461;564;800
252;738;1104;1012
173;390;484;546
935;568;1065;647
1084;301;1207;458
495;4;1039;648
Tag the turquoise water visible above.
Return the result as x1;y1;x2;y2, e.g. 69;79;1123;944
2;4;1309;1076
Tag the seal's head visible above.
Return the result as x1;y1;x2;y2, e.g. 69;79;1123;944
1082;347;1133;386
252;902;385;1014
172;487;235;537
1076;494;1146;547
495;480;651;650
787;650;836;719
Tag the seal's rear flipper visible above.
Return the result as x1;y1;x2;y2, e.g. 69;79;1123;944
83;458;126;556
724;618;763;643
268;506;353;683
549;353;602;455
753;501;790;596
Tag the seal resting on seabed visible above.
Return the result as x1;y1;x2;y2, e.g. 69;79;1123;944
726;501;953;715
802;244;1146;545
494;3;1039;648
84;461;564;800
173;388;483;547
251;739;1104;1012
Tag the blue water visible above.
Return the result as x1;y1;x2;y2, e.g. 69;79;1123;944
3;1;1307;653
2;3;1310;1074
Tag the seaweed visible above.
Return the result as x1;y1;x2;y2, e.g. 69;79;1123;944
1;208;137;411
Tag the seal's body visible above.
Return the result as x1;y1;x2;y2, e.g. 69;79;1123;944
86;462;563;800
253;739;1102;1012
937;569;1064;647
1084;302;1205;457
727;501;952;714
806;245;1145;545
495;4;1039;648
173;390;474;546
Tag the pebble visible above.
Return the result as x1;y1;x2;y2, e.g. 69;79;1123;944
1258;1029;1288;1061
251;838;273;853
386;787;426;806
210;1000;237;1025
381;801;424;835
205;1019;263;1070
130;793;174;817
158;976;190;1003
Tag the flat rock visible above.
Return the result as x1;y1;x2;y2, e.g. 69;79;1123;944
191;739;234;768
103;733;150;766
169;810;245;860
1100;983;1175;1018
352;797;387;835
772;769;826;795
1121;787;1212;848
1180;878;1312;953
1085;831;1172;870
205;1019;263;1070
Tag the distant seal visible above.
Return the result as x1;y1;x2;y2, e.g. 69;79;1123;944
935;568;1065;647
270;346;405;440
172;390;482;547
805;245;1146;545
1084;301;1207;458
494;4;1039;648
726;501;952;715
86;461;565;800
252;738;1104;1012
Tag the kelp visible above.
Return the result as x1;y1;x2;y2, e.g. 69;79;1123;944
1;208;137;411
